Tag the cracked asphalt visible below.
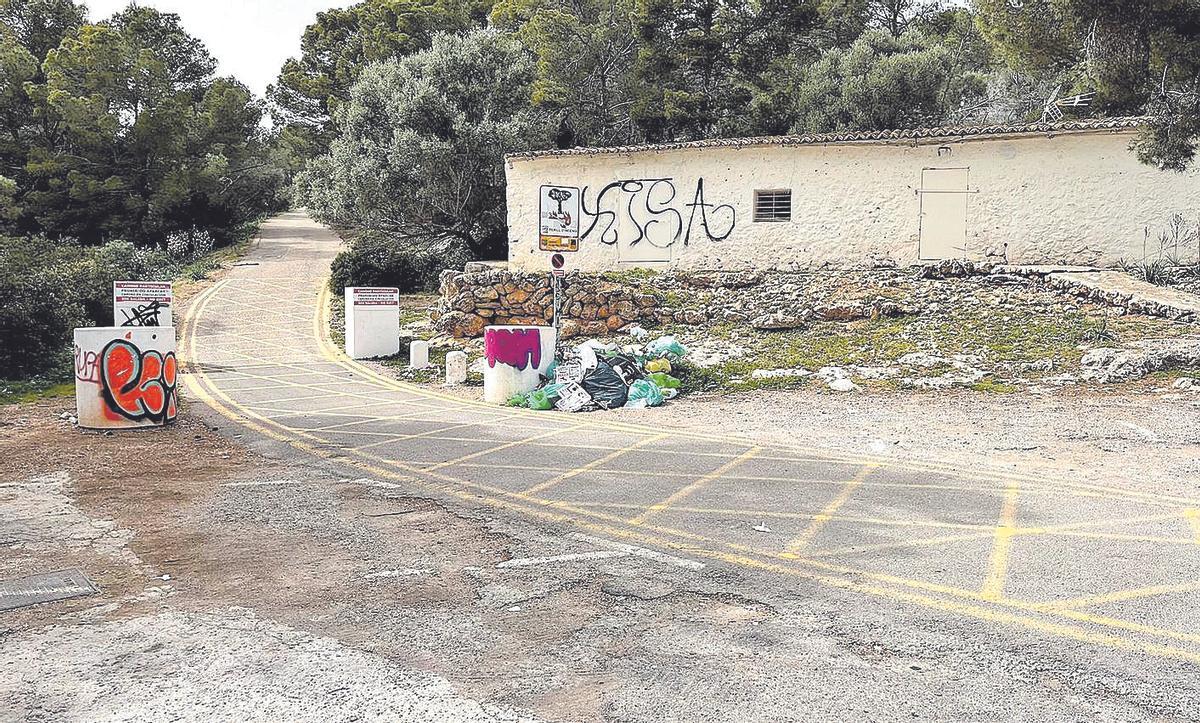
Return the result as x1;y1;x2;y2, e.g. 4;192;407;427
5;211;1200;721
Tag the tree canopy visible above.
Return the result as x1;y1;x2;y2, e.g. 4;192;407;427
268;0;494;160
295;30;548;258
0;0;285;245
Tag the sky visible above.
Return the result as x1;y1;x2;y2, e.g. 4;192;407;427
86;1;357;96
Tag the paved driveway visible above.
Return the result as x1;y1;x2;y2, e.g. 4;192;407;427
183;213;1200;696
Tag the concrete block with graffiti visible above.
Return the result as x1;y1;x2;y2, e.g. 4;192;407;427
74;327;178;429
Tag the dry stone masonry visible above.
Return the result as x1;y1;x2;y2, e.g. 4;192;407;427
433;269;663;339
432;267;919;339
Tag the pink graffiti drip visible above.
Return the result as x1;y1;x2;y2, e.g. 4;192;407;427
485;328;542;371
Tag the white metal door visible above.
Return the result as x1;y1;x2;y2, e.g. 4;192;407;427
919;168;969;260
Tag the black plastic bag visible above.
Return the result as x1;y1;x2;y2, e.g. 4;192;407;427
607;353;645;386
581;361;630;409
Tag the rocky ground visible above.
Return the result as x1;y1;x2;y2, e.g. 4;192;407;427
389;264;1200;398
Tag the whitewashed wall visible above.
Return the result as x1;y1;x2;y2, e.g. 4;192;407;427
505;130;1200;272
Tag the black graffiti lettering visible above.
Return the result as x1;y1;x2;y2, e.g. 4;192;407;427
643;179;683;249
623;180;646;246
580;177;734;249
580;181;623;246
684;178;736;245
120;300;166;327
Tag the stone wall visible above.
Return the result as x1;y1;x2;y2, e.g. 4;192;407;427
431;267;912;339
432;269;672;338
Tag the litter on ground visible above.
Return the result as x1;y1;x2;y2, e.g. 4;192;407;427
505;336;688;412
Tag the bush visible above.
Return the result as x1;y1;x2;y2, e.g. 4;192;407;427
0;236;184;379
329;232;471;294
82;241;178;325
0;237;89;378
165;228;217;261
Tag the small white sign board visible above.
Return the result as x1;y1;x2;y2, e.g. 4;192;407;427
539;185;581;252
345;287;400;359
113;281;173;328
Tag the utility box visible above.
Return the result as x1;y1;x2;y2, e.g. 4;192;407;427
74;327;178;429
345;287;400;359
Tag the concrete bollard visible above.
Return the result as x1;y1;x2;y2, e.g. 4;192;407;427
482;325;556;404
409;340;430;370
74;327;179;429
445;351;468;386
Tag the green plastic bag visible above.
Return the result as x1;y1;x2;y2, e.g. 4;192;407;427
646;336;687;363
625;379;664;409
647;372;681;390
542;383;567;400
527;390;554;410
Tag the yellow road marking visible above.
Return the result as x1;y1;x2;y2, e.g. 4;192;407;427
352;411;529;452
185;347;1200;659
522;434;668;495
982;482;1021;601
631;447;762;525
180;266;1200;664
1040;581;1200;611
787;463;878;553
1186;509;1200;543
421;423;591;473
807;510;1195;560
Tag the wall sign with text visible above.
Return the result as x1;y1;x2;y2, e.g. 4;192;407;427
539;185;581;252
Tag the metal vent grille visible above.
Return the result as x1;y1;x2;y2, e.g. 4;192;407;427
754;190;791;222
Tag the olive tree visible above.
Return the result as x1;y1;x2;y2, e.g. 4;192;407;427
295;29;551;259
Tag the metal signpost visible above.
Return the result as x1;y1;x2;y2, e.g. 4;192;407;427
540;185;581;334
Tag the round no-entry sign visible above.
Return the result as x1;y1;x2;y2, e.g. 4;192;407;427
551;253;566;270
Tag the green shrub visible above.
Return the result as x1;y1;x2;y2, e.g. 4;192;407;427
329;231;471;294
0;236;185;379
81;241;178;325
0;237;89;378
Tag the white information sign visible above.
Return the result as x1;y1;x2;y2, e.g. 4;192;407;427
113;281;173;328
345;287;400;359
539;185;581;252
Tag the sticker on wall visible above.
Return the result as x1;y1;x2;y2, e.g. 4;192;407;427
539;185;581;252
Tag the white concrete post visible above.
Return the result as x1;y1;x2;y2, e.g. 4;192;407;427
482;325;557;404
345;287;400;359
409;340;430;370
74;327;179;429
445;351;468;386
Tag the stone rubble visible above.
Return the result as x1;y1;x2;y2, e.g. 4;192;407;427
1079;339;1200;383
424;262;1200;394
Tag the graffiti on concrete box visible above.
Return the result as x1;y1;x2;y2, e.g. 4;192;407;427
76;338;179;424
485;327;544;372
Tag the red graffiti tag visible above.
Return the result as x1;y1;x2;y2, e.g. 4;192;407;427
485;328;543;371
100;339;178;424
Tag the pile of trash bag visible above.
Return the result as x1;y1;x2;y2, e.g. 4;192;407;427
506;334;687;412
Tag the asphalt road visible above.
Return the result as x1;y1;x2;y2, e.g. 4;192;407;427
178;212;1200;720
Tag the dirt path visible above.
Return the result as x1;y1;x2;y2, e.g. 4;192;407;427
4;212;1200;721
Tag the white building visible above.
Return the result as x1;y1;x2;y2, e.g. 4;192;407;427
505;118;1199;272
